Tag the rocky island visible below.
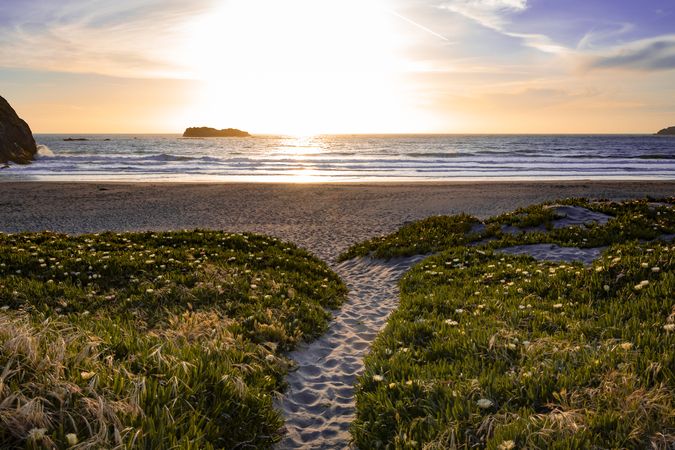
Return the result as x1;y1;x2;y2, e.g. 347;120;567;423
0;95;37;164
183;127;251;137
656;126;675;135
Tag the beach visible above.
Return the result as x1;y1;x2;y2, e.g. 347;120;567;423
1;180;674;449
1;180;673;262
3;0;674;446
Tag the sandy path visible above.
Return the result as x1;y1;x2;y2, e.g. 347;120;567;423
275;255;426;449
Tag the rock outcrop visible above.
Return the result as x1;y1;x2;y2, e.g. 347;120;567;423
0;96;37;164
656;126;675;136
183;127;251;137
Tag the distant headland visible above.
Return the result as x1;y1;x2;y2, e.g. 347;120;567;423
183;127;251;137
656;126;675;136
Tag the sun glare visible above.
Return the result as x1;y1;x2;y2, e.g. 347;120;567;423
174;0;427;135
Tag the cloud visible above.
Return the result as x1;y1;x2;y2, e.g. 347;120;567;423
439;0;527;30
589;36;675;71
438;0;567;54
577;22;634;50
0;0;215;78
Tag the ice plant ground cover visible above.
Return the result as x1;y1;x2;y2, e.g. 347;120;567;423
345;199;675;448
341;198;674;260
0;230;347;449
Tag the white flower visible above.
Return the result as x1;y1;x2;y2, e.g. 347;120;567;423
603;285;610;292
445;319;459;326
66;433;78;446
477;398;493;409
146;288;154;293
663;324;675;332
27;428;47;441
553;303;563;309
652;267;661;273
498;440;516;450
455;309;464;314
372;374;384;382
634;280;649;290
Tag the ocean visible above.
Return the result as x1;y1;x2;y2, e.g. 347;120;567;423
4;134;675;182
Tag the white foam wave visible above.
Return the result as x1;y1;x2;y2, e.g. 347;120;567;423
36;145;55;158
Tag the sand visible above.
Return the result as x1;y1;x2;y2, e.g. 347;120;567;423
1;181;673;448
501;204;614;235
496;205;614;264
495;205;673;264
547;205;613;228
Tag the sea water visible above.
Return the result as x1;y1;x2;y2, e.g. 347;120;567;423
3;134;674;182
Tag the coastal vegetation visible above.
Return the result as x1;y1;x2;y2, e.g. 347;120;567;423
341;198;674;260
0;230;347;449
338;214;480;261
348;199;675;449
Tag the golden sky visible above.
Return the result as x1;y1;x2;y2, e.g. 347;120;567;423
1;0;674;134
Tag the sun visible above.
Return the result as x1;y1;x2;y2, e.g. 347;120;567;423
173;0;428;135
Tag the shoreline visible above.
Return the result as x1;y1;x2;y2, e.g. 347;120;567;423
2;177;674;184
2;180;673;262
3;178;675;186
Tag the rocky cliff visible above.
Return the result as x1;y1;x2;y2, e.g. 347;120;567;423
0;96;37;164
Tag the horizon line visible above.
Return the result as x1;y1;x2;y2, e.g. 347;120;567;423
32;131;664;136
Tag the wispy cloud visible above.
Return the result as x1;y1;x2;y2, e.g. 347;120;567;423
588;36;675;71
385;8;450;42
438;0;568;54
0;0;214;78
577;22;634;50
439;0;527;30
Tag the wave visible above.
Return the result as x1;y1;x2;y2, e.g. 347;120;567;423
563;153;675;160
35;145;55;158
634;154;675;160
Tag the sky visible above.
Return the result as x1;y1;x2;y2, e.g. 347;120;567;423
1;0;674;134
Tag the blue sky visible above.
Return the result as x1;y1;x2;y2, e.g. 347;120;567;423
1;0;674;133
